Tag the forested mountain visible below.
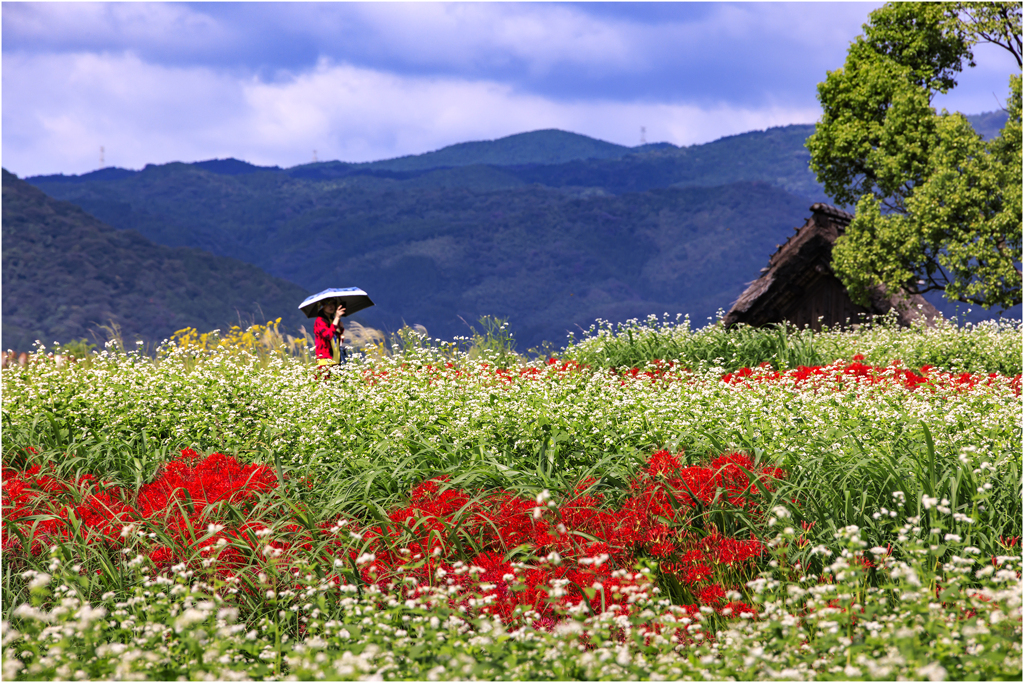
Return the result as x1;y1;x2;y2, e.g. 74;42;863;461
24;181;813;347
1;170;310;351
18;113;1010;348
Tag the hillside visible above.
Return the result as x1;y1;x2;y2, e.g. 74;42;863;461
966;110;1011;141
1;169;311;351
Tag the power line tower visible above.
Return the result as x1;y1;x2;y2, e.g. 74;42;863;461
640;127;647;145
313;149;318;163
99;146;105;168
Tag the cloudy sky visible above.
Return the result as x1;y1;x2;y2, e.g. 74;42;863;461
2;1;1017;177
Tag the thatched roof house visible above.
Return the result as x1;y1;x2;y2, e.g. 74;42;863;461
723;203;939;330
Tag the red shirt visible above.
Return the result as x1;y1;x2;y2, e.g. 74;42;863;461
314;316;343;360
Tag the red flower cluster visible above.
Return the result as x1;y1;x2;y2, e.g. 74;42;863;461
1;450;275;553
136;449;276;520
721;357;1022;395
3;448;778;629
344;450;779;623
611;359;682;383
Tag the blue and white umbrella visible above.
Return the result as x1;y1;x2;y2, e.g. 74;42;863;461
298;287;374;318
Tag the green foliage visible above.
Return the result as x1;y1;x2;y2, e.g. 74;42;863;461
460;316;522;365
52;339;96;359
565;316;825;372
563;312;1023;375
808;1;1023;310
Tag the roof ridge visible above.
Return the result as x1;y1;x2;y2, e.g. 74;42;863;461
809;202;853;223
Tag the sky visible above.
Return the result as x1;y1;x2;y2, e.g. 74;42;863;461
2;1;1018;178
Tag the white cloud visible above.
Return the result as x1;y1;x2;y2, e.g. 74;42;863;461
2;51;249;175
2;52;820;177
243;57;818;160
2;2;228;56
343;3;637;74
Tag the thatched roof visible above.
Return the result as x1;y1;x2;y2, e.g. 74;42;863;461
723;203;940;329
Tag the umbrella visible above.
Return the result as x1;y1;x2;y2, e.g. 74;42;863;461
299;287;375;318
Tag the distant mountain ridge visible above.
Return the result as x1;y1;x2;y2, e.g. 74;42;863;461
31;110;1007;186
351;129;636;171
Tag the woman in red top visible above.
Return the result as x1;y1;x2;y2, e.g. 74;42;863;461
314;299;346;366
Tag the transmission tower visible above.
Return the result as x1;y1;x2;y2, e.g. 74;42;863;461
640;127;647;145
100;146;105;168
313;149;318;163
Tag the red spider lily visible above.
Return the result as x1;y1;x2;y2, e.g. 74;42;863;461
136;451;276;518
1;465;136;551
697;584;726;605
3;447;784;630
720;601;757;618
722;359;1019;395
2;449;276;553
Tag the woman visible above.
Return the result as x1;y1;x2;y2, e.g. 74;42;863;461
314;298;346;366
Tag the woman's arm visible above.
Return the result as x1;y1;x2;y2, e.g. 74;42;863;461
333;305;346;335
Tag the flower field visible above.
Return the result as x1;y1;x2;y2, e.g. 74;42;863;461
2;317;1022;680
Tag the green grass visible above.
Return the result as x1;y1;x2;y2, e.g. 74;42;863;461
563;312;1023;375
2;318;1021;680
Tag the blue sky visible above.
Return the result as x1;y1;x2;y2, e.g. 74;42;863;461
2;1;1017;177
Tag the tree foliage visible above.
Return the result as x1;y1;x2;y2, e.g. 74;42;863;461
807;2;1022;310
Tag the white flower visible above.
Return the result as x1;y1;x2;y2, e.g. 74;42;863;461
25;572;51;591
217;607;239;623
917;662;947;682
75;604;107;626
12;604;53;623
174;607;209;633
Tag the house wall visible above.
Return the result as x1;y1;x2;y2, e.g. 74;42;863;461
777;271;873;330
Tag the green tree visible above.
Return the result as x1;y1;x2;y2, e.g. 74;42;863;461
807;2;1022;310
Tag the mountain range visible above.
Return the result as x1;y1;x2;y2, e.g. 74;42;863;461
9;110;1012;350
